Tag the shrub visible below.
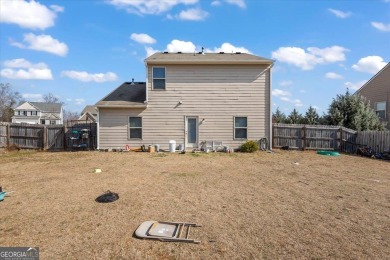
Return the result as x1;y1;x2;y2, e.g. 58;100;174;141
240;140;259;153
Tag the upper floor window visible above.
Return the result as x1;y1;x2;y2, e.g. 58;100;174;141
32;111;37;116
153;67;165;90
376;101;386;119
23;111;27;116
234;117;248;139
50;120;56;125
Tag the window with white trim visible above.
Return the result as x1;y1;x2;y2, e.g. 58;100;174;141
129;117;142;139
376;101;386;119
152;67;165;90
234;117;247;139
50;120;56;125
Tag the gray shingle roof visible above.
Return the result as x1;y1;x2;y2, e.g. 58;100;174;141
96;82;147;108
30;102;62;113
81;105;98;116
145;52;274;65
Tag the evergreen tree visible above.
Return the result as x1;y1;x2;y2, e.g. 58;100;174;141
273;107;286;123
327;90;384;130
286;108;303;124
303;106;320;125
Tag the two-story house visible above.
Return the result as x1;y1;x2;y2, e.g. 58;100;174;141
96;52;274;150
355;62;390;128
12;101;63;125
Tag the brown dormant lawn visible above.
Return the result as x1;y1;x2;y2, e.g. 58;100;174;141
0;150;389;259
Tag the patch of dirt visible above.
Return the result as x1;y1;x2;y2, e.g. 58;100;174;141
0;150;389;259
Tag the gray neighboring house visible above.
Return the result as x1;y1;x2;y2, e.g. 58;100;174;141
355;62;390;128
12;101;63;125
79;105;98;122
97;52;274;150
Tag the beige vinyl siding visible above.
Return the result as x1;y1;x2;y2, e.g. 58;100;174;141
357;64;390;125
99;64;271;150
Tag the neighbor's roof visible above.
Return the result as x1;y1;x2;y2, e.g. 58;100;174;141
81;105;98;115
29;102;62;113
96;82;147;108
145;52;274;65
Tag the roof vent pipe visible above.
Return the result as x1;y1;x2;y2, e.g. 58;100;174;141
131;78;135;85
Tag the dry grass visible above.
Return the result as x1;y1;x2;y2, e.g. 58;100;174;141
0;149;389;259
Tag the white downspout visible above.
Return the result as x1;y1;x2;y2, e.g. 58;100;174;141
96;107;100;150
269;64;273;149
144;61;149;104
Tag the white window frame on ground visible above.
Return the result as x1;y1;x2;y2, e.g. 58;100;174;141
234;116;248;140
129;117;142;139
152;67;166;90
375;101;386;119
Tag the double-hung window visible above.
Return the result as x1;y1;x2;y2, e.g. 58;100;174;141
153;67;165;90
129;117;142;139
376;101;386;119
234;117;247;139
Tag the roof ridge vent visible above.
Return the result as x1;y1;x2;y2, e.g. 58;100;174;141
177;51;182;54
163;51;168;54
236;52;242;54
219;52;224;54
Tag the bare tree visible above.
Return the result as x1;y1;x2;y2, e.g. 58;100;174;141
63;110;80;122
0;83;21;122
43;93;64;104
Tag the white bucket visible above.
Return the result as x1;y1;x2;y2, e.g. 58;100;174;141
169;140;176;153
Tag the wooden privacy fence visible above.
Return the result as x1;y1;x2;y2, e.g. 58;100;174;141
356;131;390;152
273;124;357;153
0;122;97;151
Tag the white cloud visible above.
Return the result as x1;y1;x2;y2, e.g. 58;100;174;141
325;72;343;79
107;0;198;15
1;58;53;80
176;8;208;21
352;56;387;74
130;33;156;44
10;33;68;57
280;97;303;107
21;93;44;101
145;46;160;57
61;71;118;83
279;80;293;87
345;81;367;91
0;0;62;30
328;8;351;19
50;5;64;13
166;39;196;52
207;42;251;53
211;1;221;6
271;46;348;70
225;0;246;8
74;98;85;105
272;89;291;97
371;22;390;32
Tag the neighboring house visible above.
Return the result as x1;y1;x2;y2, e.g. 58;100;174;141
12;101;63;125
96;52;274;150
355;62;390;128
79;105;98;122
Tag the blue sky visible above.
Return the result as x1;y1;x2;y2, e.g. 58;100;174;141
1;0;389;115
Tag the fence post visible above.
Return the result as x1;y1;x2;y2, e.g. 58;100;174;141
272;124;275;150
63;125;67;151
302;126;306;151
339;127;343;152
43;126;47;151
6;123;10;149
